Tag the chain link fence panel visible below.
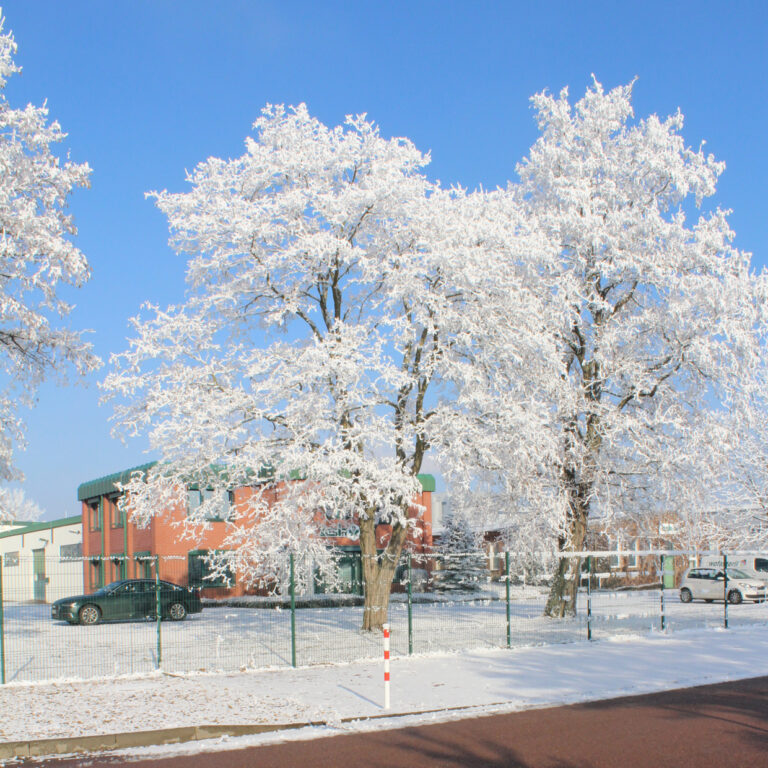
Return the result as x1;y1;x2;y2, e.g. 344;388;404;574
1;549;767;684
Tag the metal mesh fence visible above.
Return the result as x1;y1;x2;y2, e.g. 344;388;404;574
1;549;767;684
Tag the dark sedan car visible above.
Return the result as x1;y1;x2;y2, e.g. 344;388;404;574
51;579;202;625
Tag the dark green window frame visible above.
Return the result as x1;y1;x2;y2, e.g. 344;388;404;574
314;546;364;595
87;499;102;531
89;558;102;590
134;551;153;579
187;489;235;522
111;557;126;581
109;496;125;529
188;549;235;588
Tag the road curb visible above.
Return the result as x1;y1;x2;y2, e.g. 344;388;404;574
0;702;509;760
0;723;300;760
0;713;425;759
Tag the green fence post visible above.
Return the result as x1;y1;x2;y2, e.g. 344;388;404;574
660;555;666;632
505;552;511;648
0;561;5;684
155;556;162;669
407;552;413;655
586;555;592;641
723;553;728;630
290;553;296;668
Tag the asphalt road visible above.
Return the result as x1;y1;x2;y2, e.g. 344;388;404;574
24;676;768;768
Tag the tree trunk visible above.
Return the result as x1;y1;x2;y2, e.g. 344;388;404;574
359;511;408;632
544;501;588;618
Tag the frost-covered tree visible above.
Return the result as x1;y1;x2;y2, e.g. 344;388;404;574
496;79;768;617
0;12;97;481
0;486;43;523
431;514;487;592
104;105;547;630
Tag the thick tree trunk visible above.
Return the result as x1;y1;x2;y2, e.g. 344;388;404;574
546;394;600;618
544;494;589;618
359;511;408;632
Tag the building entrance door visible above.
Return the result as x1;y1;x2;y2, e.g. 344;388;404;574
33;548;47;602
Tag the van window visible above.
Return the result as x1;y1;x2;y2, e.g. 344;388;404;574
754;558;768;573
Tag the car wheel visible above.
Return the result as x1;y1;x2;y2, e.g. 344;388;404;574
78;605;101;625
168;602;187;621
727;590;743;605
680;588;693;603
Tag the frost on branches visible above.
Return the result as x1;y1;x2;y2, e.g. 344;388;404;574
0;12;97;483
502;79;768;617
0;486;43;523
105;105;534;631
104;83;768;628
431;513;487;592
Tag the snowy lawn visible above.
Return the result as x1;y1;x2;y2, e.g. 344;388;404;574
1;624;768;754
2;588;768;684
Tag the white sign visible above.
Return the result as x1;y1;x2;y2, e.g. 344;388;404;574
317;523;360;539
658;522;680;535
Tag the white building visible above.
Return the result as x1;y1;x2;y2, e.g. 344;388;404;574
431;492;450;536
0;516;83;602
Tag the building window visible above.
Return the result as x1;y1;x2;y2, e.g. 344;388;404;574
3;551;19;567
59;543;82;560
187;489;234;522
110;498;125;529
90;559;102;589
134;552;153;579
607;538;620;568
188;550;235;588
88;499;102;531
111;557;126;581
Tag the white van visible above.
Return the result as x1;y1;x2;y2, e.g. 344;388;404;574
700;555;768;585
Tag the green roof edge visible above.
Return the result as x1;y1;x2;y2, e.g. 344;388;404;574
77;461;158;501
417;474;436;492
0;515;82;540
78;463;436;500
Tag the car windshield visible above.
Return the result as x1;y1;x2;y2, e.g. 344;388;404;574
727;569;750;579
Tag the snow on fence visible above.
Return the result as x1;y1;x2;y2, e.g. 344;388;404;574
0;551;766;684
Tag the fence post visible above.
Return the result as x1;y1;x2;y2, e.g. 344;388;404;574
289;553;296;668
586;555;592;641
660;554;666;633
155;556;162;669
723;553;728;630
383;622;391;710
0;561;5;685
407;552;413;655
505;552;511;648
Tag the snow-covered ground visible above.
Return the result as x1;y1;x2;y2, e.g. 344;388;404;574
2;624;768;763
3;587;767;684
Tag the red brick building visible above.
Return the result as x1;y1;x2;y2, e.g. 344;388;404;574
77;462;436;597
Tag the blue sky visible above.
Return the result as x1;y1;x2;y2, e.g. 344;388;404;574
1;0;766;519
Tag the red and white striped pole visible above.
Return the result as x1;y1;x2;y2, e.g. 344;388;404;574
383;622;391;710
